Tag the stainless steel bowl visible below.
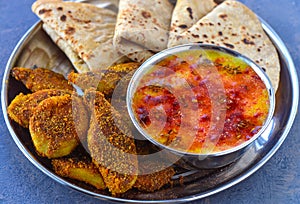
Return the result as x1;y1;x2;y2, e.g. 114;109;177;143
127;44;276;169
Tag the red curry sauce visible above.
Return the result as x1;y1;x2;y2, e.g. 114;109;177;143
131;50;270;153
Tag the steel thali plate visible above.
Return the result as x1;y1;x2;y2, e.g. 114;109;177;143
1;2;299;203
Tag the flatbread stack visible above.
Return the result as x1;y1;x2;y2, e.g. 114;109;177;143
31;0;280;91
113;0;174;62
32;0;125;72
168;0;280;91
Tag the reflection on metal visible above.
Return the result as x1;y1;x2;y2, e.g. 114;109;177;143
255;120;275;151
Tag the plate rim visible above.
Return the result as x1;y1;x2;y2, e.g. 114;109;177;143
1;18;299;203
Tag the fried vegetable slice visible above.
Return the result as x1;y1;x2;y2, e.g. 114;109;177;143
68;62;139;97
29;94;89;158
7;89;71;128
133;161;175;192
12;67;74;92
84;89;138;195
52;157;106;190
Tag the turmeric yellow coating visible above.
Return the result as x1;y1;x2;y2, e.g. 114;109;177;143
7;89;71;128
12;67;74;92
84;89;138;195
52;157;106;190
29;94;89;158
68;62;139;97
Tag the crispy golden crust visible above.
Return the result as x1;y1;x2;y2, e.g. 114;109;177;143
68;62;140;97
52;157;106;190
29;94;89;158
84;89;138;195
7;93;31;127
7;89;71;128
12;67;74;92
133;161;175;192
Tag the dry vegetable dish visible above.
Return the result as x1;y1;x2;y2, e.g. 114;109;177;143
8;64;176;196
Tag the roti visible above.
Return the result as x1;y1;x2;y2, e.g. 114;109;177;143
168;0;280;91
168;0;217;48
113;0;174;62
32;0;126;72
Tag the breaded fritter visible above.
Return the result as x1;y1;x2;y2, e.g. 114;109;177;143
12;67;74;92
133;161;175;192
84;89;138;195
68;62;139;98
7;89;71;128
52;157;106;190
29;94;89;158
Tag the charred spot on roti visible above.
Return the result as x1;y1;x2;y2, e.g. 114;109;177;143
214;0;224;3
209;22;214;26
219;14;228;20
257;48;261;52
218;31;223;36
203;34;208;38
223;43;235;49
60;15;67;22
142;11;151;19
39;9;52;15
192;34;200;38
186;7;193;20
65;26;75;35
178;24;188;29
57;7;63;11
242;38;255;45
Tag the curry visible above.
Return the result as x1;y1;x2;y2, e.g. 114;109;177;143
131;49;270;153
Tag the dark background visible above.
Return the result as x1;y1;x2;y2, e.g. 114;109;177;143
0;0;299;203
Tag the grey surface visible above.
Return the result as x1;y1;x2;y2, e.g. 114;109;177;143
0;0;299;203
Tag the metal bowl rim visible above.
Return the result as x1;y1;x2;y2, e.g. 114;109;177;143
127;43;275;157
